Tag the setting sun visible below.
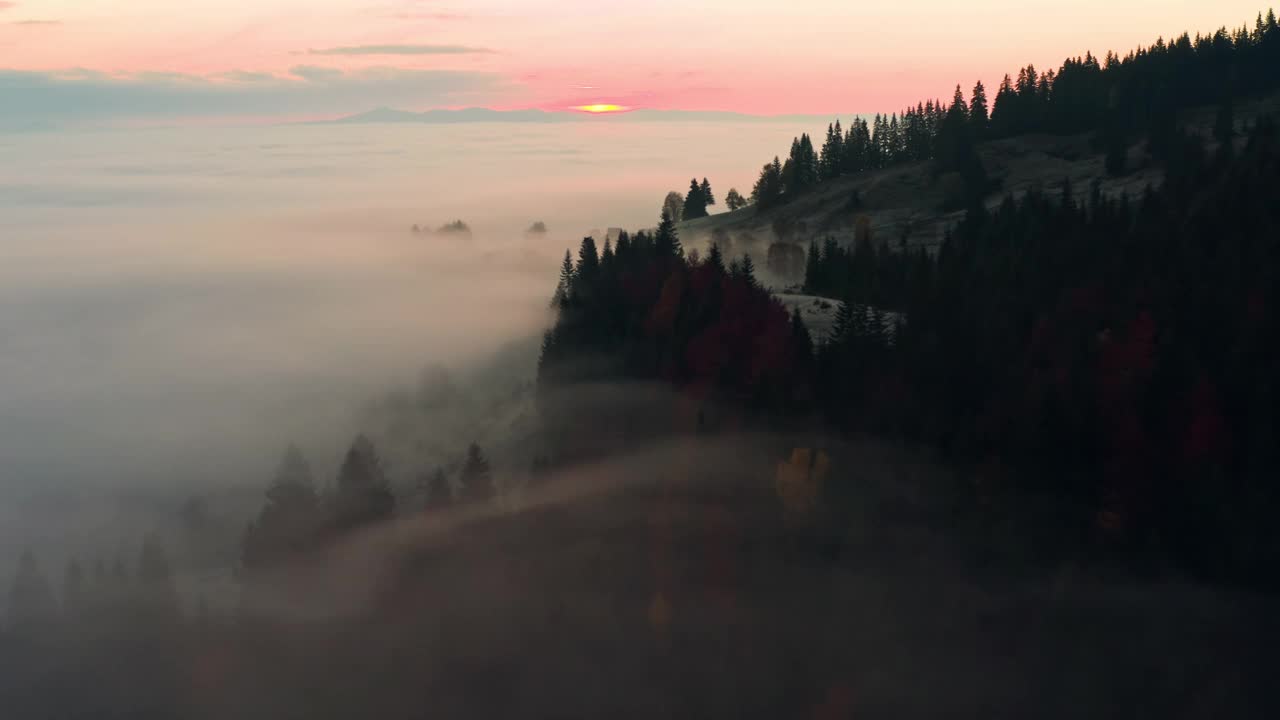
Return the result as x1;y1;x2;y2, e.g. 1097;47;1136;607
573;103;629;114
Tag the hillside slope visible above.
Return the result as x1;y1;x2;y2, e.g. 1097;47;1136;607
678;91;1280;276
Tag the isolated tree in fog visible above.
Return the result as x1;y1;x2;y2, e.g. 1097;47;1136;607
331;435;396;532
662;191;685;224
243;445;321;571
459;442;494;503
682;178;709;220
653;209;683;259
425;467;453;511
724;187;747;211
8;549;56;627
700;178;715;206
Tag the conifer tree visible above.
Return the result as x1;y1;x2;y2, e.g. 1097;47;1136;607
708;242;726;273
459;442;494;504
576;236;600;280
682;178;708;220
553;249;575;308
740;253;759;288
425;467;452;511
970;80;989;135
653;209;683;259
700;178;716;207
330;434;395;532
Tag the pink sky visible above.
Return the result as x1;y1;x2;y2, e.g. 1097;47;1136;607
1;0;1271;117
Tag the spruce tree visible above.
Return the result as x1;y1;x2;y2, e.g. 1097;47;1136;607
708;242;726;273
459;442;494;504
576;236;600;279
740;253;759;288
653;209;683;259
970;80;989;136
700;178;716;207
330;434;395;532
553;249;575;309
682;178;708;220
425;467;452;511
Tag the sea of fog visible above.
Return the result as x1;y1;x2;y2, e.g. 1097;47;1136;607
0;118;812;561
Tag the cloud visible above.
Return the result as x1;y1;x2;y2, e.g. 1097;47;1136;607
0;66;514;128
0;2;15;10
12;19;60;26
308;44;492;56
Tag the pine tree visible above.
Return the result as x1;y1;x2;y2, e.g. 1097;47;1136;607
425;467;452;511
700;178;715;207
751;158;785;209
708;242;726;273
790;307;813;362
576;236;600;279
243;445;321;571
653;209;683;259
970;80;989;136
330;434;395;532
553;249;575;309
682;178;708;220
740;253;759;288
804;239;821;292
459;442;494;504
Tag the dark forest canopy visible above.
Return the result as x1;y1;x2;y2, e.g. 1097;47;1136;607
746;9;1280;208
541;111;1280;587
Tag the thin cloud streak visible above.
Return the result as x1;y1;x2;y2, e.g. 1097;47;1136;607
309;44;493;56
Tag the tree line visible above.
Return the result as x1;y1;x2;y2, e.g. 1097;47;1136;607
751;9;1280;207
539;105;1280;587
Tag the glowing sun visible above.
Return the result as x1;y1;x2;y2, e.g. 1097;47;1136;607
573;103;629;114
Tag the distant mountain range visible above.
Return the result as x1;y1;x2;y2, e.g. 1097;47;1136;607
314;107;847;125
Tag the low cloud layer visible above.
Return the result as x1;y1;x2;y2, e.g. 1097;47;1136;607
0;66;513;128
308;44;493;56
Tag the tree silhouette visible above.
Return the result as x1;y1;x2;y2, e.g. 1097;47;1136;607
243;445;321;572
459;442;494;504
425;467;453;511
330;435;395;533
653;209;683;259
724;187;747;210
682;178;708;220
700;178;716;207
662;191;685;225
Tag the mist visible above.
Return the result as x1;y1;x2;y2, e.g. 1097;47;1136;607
0;118;816;578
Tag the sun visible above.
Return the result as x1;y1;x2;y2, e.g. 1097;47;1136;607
573;103;629;114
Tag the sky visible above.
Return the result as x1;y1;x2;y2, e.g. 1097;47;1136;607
0;1;1272;124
